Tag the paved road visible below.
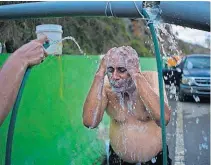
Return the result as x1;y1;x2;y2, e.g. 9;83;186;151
166;97;210;165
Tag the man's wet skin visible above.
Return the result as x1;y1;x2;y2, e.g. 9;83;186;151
83;46;171;163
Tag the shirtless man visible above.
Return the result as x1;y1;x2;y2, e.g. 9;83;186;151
83;46;171;165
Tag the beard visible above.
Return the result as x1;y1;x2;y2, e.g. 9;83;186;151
109;77;136;93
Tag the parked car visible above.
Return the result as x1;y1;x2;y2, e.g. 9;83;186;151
163;54;210;101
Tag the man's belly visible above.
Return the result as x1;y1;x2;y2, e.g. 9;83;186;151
109;119;162;163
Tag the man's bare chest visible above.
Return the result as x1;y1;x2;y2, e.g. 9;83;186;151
105;91;151;122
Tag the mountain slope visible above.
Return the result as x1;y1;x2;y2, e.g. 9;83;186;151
0;2;210;56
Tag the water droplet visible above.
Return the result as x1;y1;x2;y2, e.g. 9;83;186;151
176;68;181;72
196;118;199;124
199;144;202;150
169;84;176;94
151;157;156;163
190;87;193;93
187;61;193;69
203;136;208;142
201;143;207;150
193;95;200;102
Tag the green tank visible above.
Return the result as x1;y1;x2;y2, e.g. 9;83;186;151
0;55;156;165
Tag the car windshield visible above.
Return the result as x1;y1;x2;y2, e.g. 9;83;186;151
184;56;210;69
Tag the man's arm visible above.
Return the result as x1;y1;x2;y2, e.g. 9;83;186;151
142;71;169;104
83;69;108;129
132;71;171;126
83;73;108;128
83;55;108;129
0;36;48;126
0;56;28;126
123;48;170;126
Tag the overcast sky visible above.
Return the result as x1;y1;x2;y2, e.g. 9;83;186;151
171;25;210;48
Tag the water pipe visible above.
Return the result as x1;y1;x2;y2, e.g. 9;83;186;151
0;1;210;31
0;1;143;18
159;1;210;32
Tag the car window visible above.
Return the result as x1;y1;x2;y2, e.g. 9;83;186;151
184;56;210;69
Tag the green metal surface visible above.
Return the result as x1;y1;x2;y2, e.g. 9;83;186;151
0;54;156;165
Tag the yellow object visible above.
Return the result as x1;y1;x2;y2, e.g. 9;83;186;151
57;55;64;100
167;55;181;67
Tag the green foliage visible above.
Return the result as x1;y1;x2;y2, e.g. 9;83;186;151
0;2;209;56
129;37;153;57
177;39;210;55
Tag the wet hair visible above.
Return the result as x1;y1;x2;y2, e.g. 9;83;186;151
106;46;139;59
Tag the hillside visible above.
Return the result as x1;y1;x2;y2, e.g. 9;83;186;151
0;2;210;56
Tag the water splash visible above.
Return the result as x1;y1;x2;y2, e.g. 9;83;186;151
203;136;208;142
187;61;193;69
163;76;168;80
143;2;161;25
193;95;200;102
61;36;85;55
105;139;110;165
144;2;183;64
190;87;194;93
196;118;199;124
201;143;209;150
117;93;125;109
151;157;157;163
49;35;85;55
176;68;181;72
199;143;209;150
143;2;186;106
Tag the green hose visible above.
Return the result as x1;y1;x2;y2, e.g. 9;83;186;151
5;43;49;165
142;9;167;165
5;68;31;165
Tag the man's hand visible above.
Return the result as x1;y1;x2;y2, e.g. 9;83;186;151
0;35;49;126
124;48;140;76
11;35;48;67
97;55;108;76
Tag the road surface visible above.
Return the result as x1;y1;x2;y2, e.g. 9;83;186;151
167;97;210;165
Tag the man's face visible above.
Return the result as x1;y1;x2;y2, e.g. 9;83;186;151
106;54;133;93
